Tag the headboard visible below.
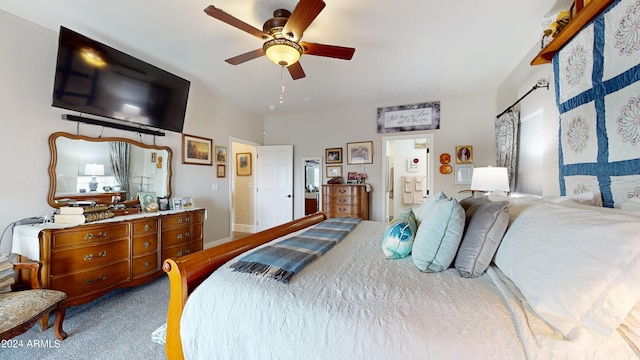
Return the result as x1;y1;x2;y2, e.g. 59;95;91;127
554;0;640;208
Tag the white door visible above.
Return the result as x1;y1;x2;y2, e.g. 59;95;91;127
255;145;293;231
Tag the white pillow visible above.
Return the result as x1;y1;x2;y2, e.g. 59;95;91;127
494;202;640;339
621;197;640;212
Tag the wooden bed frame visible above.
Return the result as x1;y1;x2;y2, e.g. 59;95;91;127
162;211;327;360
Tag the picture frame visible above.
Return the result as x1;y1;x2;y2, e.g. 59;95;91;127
377;101;441;133
215;145;227;163
455;145;473;164
454;164;474;185
326;165;342;178
347;171;358;184
171;197;183;210
182;134;213;166
325;148;343;164
182;197;195;209
347;141;374;165
236;152;252;176
158;197;169;211
138;192;158;213
216;164;226;178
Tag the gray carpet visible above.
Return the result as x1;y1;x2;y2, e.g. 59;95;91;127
1;276;169;360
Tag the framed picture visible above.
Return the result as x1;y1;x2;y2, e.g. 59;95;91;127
325;148;342;164
377;101;441;133
455;145;473;164
216;164;226;178
236;152;252;176
347;141;374;164
182;197;195;209
347;171;357;184
138;192;158;213
215;145;227;163
454;164;474;185
172;197;183;210
182;134;213;166
326;165;343;178
158;197;169;211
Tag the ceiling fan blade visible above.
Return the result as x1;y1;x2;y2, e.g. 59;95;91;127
204;5;270;40
287;62;306;80
225;48;265;65
301;42;355;60
282;0;326;40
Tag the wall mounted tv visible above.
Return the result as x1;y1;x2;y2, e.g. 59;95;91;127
52;26;190;133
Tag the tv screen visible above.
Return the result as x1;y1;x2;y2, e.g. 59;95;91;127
52;26;190;133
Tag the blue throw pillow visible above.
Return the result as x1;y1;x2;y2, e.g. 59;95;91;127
412;198;465;272
382;210;417;259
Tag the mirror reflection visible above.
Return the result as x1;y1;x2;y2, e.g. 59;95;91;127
304;159;320;215
48;132;172;207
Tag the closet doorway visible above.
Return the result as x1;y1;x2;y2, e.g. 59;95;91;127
381;134;434;222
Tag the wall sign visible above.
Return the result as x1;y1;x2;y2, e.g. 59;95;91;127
377;101;441;133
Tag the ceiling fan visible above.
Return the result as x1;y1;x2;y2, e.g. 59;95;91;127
204;0;355;80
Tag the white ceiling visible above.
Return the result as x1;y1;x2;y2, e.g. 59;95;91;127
0;0;570;117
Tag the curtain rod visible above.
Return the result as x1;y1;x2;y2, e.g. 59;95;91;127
496;79;549;118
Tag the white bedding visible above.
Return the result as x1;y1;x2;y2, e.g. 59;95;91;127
180;220;635;359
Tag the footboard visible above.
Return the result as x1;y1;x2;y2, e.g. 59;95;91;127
162;211;327;360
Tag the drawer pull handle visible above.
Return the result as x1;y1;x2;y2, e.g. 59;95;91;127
144;224;151;232
177;250;183;257
144;261;151;268
98;251;107;257
338;198;347;203
177;217;190;224
144;241;151;248
338;189;347;193
83;251;108;261
338;207;347;212
185;231;190;237
185;248;191;255
84;231;107;240
177;233;183;239
84;274;106;285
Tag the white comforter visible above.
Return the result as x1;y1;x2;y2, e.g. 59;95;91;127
180;220;634;359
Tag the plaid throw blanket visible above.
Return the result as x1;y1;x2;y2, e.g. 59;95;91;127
230;217;362;283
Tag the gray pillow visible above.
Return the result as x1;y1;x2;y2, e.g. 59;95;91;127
455;201;509;278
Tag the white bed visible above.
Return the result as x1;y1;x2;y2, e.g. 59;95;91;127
178;208;638;359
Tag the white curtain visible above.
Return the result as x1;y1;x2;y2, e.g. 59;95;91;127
495;111;519;191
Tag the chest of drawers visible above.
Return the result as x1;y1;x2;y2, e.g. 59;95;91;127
322;184;370;220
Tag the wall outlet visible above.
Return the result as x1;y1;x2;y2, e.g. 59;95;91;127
211;183;219;191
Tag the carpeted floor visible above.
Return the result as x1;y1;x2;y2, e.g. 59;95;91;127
1;275;169;360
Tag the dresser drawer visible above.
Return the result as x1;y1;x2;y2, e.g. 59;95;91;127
50;260;130;299
161;240;202;260
52;223;129;248
162;213;193;229
133;219;158;235
132;233;159;256
132;253;159;277
324;195;364;206
326;206;363;218
162;228;195;247
191;210;203;224
51;239;129;275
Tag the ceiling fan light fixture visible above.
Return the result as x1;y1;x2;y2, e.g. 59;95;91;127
263;38;303;67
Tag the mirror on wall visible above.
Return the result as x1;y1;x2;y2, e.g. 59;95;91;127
48;132;172;208
304;159;321;215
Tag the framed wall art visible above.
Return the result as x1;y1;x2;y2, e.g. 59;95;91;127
454;164;474;185
216;164;226;178
326;165;343;178
377;101;441;133
325;148;342;164
455;145;473;163
347;141;373;164
236;152;252;176
182;197;195;209
215;145;227;163
182;134;213;166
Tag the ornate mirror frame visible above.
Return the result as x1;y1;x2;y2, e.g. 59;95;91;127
47;132;173;208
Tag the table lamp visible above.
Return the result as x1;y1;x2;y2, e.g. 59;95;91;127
470;166;510;195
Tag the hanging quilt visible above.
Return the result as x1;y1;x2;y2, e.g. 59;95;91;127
554;0;640;208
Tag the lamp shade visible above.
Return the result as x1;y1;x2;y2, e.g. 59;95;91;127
84;163;104;176
470;167;510;192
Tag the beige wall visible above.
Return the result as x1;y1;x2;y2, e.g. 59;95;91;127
264;90;499;222
0;11;263;252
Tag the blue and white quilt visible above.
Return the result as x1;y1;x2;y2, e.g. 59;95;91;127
554;0;640;208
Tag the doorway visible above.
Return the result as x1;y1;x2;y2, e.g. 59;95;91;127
302;157;322;215
381;134;434;222
230;138;259;235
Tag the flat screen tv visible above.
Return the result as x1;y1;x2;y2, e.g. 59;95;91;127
52;26;190;133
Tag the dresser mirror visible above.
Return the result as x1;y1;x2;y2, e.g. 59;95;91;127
47;132;172;208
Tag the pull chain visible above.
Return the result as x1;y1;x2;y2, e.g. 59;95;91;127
279;66;286;104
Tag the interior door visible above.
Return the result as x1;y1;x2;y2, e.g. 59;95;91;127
255;145;293;231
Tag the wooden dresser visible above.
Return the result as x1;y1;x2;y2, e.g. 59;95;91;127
322;184;370;220
34;208;204;306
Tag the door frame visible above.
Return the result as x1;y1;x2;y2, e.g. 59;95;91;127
380;133;435;222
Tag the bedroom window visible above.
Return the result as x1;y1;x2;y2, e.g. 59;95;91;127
514;108;543;196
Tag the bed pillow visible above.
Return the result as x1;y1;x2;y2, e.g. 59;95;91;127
455;201;509;278
412;198;465;272
621;196;640;212
494;202;640;339
416;191;447;225
381;210;417;259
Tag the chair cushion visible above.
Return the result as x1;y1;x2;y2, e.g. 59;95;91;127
0;289;67;333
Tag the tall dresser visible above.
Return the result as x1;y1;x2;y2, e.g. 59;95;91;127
322;184;370;220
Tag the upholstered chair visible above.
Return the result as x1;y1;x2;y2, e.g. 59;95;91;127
0;262;68;340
